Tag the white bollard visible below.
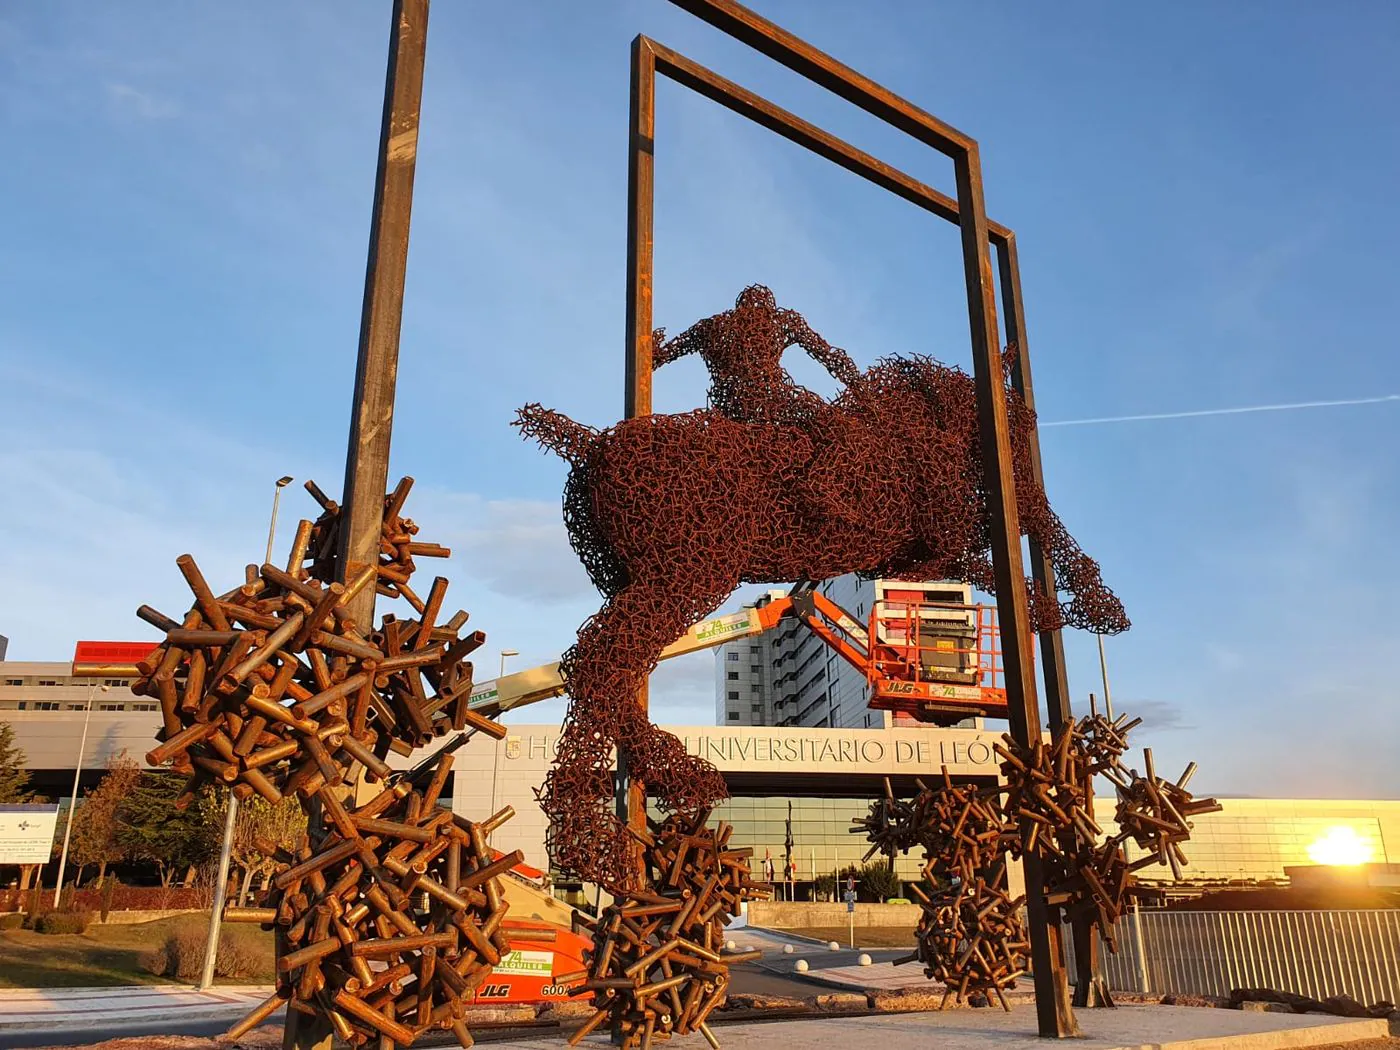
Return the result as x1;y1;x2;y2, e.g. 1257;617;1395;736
782;944;794;954
726;939;737;950
827;941;841;951
858;954;873;967
794;959;809;972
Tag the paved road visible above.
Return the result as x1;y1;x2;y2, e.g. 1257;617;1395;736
0;929;867;1050
0;1014;282;1050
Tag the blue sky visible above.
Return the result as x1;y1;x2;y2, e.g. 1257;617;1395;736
2;2;1397;799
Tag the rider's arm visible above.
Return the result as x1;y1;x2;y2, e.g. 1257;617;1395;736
651;318;714;369
778;308;863;390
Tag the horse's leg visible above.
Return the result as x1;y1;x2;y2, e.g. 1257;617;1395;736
544;575;735;891
590;578;734;810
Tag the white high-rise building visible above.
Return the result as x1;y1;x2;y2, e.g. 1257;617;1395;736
714;575;975;730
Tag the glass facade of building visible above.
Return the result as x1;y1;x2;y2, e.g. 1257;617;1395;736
654;795;925;882
1096;798;1399;885
648;796;1400;893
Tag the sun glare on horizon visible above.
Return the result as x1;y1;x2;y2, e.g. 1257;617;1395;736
1306;825;1373;866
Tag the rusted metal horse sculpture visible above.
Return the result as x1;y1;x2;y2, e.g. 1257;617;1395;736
516;287;1128;890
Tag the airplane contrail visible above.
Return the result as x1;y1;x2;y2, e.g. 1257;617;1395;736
1040;394;1400;428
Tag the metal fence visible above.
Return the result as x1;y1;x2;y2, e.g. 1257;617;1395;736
1062;909;1400;1005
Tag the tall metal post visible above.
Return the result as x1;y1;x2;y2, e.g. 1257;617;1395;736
285;2;428;1047
203;475;293;992
997;232;1108;1011
619;32;656;881
956;145;1078;1038
199;796;238;991
53;683;100;909
335;0;429;632
612;39;656;1044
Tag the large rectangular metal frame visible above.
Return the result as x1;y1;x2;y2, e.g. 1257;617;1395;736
624;0;1083;1035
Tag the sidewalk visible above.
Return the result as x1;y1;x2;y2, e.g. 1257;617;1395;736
0;985;275;1032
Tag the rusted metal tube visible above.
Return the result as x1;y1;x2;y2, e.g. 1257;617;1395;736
349;930;456;958
146;720;218;766
332;990;415;1046
224;907;277;924
224;988;290;1041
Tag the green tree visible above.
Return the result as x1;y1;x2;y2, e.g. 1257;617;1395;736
0;720;38;889
213;792;305;905
0;720;33;804
116;772;220;886
71;752;141;884
858;860;903;902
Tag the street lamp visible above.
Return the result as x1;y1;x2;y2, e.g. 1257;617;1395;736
488;651;520;833
265;475;295;565
54;684;108;908
200;475;292;991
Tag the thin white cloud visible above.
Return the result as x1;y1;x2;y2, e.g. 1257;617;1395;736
105;81;179;120
413;492;595;604
1041;394;1398;428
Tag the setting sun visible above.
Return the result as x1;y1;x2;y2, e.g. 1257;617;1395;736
1306;826;1373;866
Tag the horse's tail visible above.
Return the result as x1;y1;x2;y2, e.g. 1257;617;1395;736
514;404;601;467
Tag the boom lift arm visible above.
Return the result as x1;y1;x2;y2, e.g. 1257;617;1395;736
467;582;1008;725
73;584;1008;726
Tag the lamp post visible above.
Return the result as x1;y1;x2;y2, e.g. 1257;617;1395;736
200;475;292;991
266;476;295;565
54;683;108;908
1096;634;1114;721
487;650;519;834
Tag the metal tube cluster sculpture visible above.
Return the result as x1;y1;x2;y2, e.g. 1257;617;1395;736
138;479;514;1048
517;286;1130;890
878;774;1029;1009
858;710;1219;1007
565;811;766;1050
997;713;1220;947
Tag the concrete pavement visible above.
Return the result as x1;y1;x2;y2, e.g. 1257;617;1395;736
0;985;277;1044
486;1006;1392;1050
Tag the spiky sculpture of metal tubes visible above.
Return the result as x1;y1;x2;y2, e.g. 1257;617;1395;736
564;811;767;1050
138;480;514;1049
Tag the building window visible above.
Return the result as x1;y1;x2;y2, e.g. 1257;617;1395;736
38;679;58;687
33;701;59;711
132;703;158;712
3;678;21;686
727;691;739;700
727;712;740;721
727;672;738;681
726;653;739;662
103;678;125;687
68;704;85;710
15;702;25;710
98;703;124;711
